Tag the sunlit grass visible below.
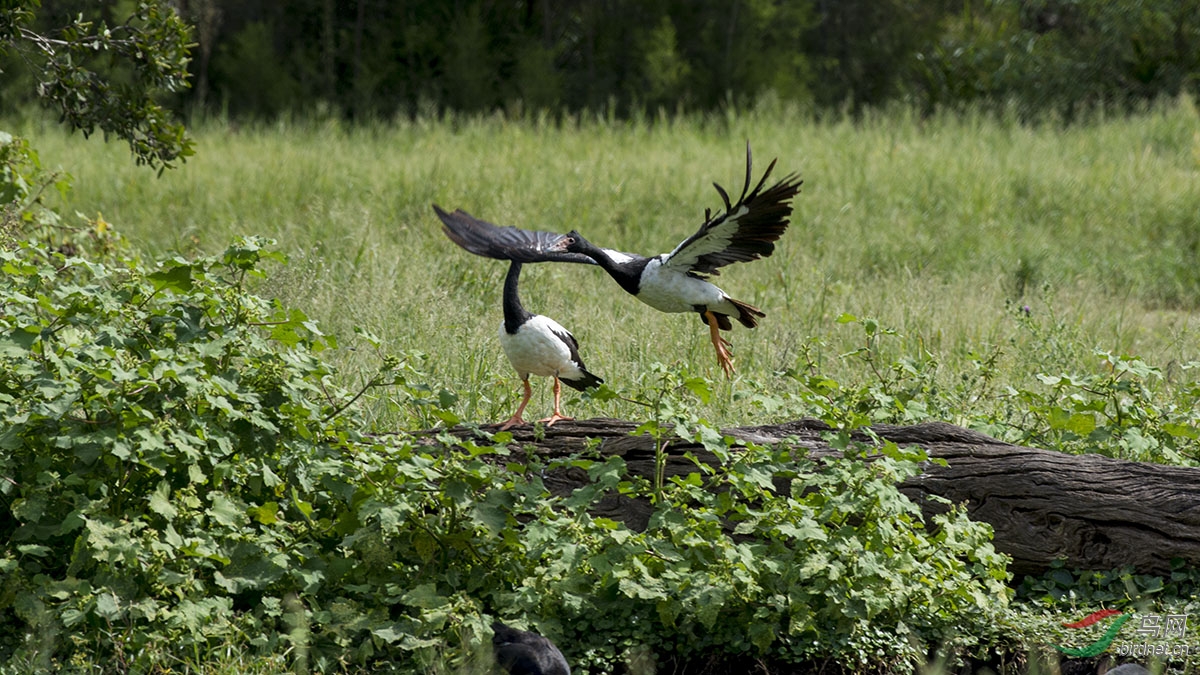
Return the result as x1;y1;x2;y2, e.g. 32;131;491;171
8;99;1200;431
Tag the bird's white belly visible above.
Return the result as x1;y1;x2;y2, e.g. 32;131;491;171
499;316;580;378
636;258;729;314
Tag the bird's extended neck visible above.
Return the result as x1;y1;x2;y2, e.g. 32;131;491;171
502;261;534;334
570;235;647;296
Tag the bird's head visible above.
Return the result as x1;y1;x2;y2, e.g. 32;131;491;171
564;230;588;253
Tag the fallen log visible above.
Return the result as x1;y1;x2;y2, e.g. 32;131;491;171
434;417;1200;576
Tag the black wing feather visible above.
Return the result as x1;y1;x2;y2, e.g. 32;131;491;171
740;139;753;197
662;143;803;276
712;181;732;211
547;325;603;391
434;205;598;265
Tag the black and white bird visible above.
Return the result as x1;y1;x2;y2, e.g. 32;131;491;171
493;259;602;429
435;144;802;377
492;621;571;675
436;204;602;429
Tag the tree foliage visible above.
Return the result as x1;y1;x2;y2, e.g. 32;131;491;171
4;0;1199;123
0;0;194;170
3;0;1200;124
916;0;1200;116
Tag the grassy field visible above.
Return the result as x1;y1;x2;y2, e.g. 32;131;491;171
9;99;1200;437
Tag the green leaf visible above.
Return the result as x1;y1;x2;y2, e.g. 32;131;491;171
1066;412;1097;435
618;577;667;600
0;326;39;357
248;502;280;525
148;262;194;293
401;583;447;609
164;524;184;548
1163;422;1199;439
683;376;712;404
776;521;828;542
1047;406;1071;430
371;624;411;643
16;544;52;557
207;494;245;528
354;326;384;348
471;492;512;535
148;481;177;519
95;592;122;620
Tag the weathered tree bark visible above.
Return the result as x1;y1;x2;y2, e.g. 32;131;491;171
433;417;1200;576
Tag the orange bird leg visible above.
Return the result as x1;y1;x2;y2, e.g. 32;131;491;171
498;378;533;430
704;310;735;378
538;375;573;427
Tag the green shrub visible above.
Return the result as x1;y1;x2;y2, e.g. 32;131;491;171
0;235;350;670
502;438;1012;670
777;312;1200;466
1;131;71;244
495;367;1013;670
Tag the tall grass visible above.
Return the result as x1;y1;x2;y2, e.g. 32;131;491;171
9;99;1200;431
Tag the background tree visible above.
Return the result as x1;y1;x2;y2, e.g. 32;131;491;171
3;0;1199;125
915;0;1200;117
804;0;952;111
0;0;193;171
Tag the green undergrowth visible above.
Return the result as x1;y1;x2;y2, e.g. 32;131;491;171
1008;562;1200;672
1;219;1196;673
772;311;1200;466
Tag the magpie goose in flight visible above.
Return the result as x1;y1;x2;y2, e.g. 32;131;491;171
492;621;571;675
436;144;802;376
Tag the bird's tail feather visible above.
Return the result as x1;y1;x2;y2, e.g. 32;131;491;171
562;370;603;391
729;298;765;329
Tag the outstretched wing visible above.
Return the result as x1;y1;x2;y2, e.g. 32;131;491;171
661;143;803;276
434;205;597;265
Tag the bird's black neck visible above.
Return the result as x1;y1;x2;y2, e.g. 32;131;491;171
502;261;534;335
571;237;648;296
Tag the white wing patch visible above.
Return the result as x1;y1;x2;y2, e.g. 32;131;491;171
662;205;749;271
601;247;638;265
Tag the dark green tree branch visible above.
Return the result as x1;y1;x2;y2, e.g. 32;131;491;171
2;0;195;172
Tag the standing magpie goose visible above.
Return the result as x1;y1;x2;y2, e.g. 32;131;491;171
495;260;602;430
492;621;571;675
435;145;801;376
436;205;602;428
